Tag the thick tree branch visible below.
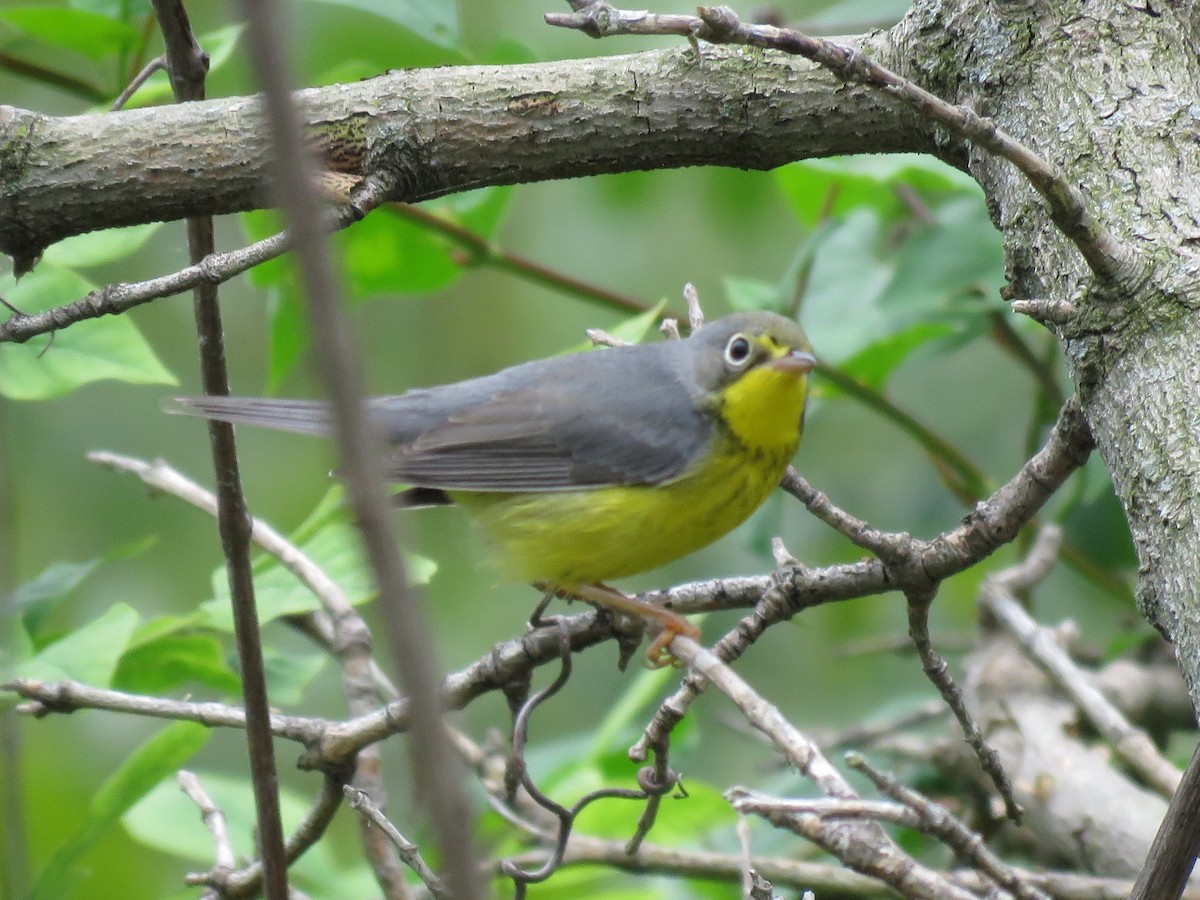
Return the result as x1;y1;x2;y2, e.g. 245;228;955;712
0;40;932;265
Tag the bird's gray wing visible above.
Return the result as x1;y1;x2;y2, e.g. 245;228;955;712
168;343;712;493
381;343;712;492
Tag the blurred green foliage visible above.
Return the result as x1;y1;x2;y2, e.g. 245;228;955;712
0;0;1139;897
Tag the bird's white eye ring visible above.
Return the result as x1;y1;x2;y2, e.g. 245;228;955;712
725;334;752;367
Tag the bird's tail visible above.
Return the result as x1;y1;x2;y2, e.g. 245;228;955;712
165;396;333;437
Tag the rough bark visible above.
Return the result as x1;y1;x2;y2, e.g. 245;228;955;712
0;39;932;265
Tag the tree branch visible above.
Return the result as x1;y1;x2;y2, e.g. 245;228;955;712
0;39;933;264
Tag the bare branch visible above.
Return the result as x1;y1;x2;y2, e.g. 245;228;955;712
345;787;448;899
188;774;346;898
149;2;288;892
0;34;932;266
674;631;977;899
178;771;236;871
0;198;376;346
907;588;1022;822
846;754;1050;900
981;529;1181;798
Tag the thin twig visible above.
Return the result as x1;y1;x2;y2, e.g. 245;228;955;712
178;771;237;871
0;51;108;103
345;787;448;899
499;824;1173;898
388;203;650;315
0;204;371;345
907;588;1022;822
988;312;1064;409
149;2;288;895
232;1;483;895
498;622;657;889
188;774;346;899
668;637;975;899
111;55;167;111
814;362;988;502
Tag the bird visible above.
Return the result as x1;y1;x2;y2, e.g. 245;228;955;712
169;310;816;665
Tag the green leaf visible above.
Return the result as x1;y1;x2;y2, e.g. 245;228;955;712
775;153;980;227
69;0;152;16
263;646;327;705
1062;485;1138;569
266;285;310;392
607;300;667;345
796;208;893;362
575;775;734;844
17;603;139;686
3;617;34;677
124;770;380;896
34;722;210;900
251;188;513;386
240;209;289;286
439;185;513;239
202;489;436;630
112;633;241;696
877;196;1006;316
587;657;686;764
834;321;960;392
42;224;164;268
797;190;1003;372
724;276;782;314
564;301;667;354
0;7;138;60
0;268;177;399
15;559;103;639
500;865;653;899
301;0;459;49
346;208;461;296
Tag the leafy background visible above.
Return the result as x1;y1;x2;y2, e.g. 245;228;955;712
0;0;1138;897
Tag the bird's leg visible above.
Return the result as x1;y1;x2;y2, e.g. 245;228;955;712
527;585;560;630
570;583;700;668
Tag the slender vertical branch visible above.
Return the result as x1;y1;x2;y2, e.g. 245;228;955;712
149;1;289;896
231;1;484;896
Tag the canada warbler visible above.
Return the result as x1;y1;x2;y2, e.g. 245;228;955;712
170;311;816;664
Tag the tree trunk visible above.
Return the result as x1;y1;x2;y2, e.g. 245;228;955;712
894;0;1200;703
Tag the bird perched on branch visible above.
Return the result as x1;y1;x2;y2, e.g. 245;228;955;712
170;310;816;665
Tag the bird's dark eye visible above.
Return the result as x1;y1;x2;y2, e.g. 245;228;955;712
725;334;752;367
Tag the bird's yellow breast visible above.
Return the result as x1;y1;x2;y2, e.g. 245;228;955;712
452;366;809;587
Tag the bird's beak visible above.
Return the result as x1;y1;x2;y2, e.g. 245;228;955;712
768;349;817;374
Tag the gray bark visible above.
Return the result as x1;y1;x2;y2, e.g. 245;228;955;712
0;40;931;264
896;0;1200;702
